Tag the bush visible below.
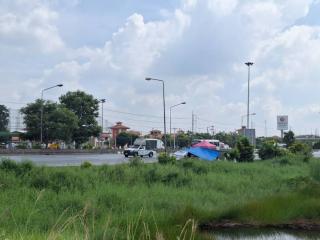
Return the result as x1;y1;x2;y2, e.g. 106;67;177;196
129;156;143;167
310;161;320;182
181;159;208;175
80;161;92;169
158;153;176;165
0;159;34;176
235;137;254;162
258;141;283;160
82;143;94;150
288;142;312;161
16;142;28;149
225;149;239;161
32;143;42;149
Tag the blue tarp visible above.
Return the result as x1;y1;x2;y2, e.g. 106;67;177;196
187;147;220;161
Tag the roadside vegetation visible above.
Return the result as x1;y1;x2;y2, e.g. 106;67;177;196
0;150;320;239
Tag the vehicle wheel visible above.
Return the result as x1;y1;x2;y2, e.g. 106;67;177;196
124;154;128;158
148;152;153;158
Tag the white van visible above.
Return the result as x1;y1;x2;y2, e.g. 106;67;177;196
124;138;164;158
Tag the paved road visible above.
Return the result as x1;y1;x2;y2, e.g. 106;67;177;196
0;153;158;166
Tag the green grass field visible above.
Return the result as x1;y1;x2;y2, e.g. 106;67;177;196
0;155;319;239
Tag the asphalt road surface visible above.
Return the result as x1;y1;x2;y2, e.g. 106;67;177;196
0;153;158;166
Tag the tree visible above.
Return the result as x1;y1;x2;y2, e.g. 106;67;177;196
283;130;295;147
116;132;139;147
175;133;191;148
21;100;78;143
60;91;101;146
289;142;312;161
258;140;282;160
214;132;241;148
21;100;57;142
47;107;79;143
235;137;254;162
0;105;9;131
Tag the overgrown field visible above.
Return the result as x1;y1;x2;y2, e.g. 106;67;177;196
0;156;320;239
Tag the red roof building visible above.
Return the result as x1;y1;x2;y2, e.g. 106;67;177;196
110;122;130;139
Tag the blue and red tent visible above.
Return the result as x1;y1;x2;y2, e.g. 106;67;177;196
187;141;220;161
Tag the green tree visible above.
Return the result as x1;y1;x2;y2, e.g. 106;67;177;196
289;142;312;161
214;132;241;148
21;100;78;143
258;140;283;160
21;100;57;142
176;133;191;148
116;132;139;147
313;141;320;150
47;107;79;143
60;91;101;146
283;130;295;147
0;105;9;131
235;137;254;162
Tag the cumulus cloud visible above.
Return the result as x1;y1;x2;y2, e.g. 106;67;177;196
0;0;64;53
1;0;320;135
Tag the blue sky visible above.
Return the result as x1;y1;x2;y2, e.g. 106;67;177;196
1;0;320;136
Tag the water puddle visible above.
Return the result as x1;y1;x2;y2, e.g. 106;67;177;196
209;228;320;240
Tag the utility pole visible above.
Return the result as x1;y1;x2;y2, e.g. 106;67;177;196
191;111;194;142
173;127;177;149
245;62;254;129
264;120;267;138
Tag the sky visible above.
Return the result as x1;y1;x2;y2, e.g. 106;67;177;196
1;0;320;136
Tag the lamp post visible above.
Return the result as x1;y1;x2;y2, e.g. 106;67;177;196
245;62;254;129
100;99;106;133
170;102;186;147
145;77;167;153
241;113;256;128
40;84;63;144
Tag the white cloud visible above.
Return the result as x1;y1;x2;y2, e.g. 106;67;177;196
2;0;320;135
0;0;64;53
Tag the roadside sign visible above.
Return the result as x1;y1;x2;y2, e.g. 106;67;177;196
277;115;288;130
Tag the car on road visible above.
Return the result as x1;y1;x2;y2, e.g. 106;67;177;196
124;145;155;158
124;138;164;158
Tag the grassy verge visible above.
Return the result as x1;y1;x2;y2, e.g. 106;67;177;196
0;156;319;239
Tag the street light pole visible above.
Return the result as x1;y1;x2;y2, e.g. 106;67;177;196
146;77;167;153
100;99;106;133
241;113;256;128
245;62;254;129
40;84;63;145
170;102;186;147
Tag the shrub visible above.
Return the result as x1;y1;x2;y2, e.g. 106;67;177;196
313;141;320;150
288;142;312;161
32;143;42;149
82;143;94;150
144;168;161;184
225;149;239;161
16;142;28;149
258;141;283;160
129;156;143;167
181;159;208;175
235;137;254;162
80;161;92;169
158;153;176;165
0;159;19;172
310;162;320;182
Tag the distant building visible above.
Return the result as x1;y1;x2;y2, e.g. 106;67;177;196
149;129;162;139
9;109;25;132
237;126;256;145
110;122;130;139
127;130;141;136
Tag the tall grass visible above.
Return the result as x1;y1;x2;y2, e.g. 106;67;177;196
0;156;319;239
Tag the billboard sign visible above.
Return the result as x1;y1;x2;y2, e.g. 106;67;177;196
277;115;288;130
